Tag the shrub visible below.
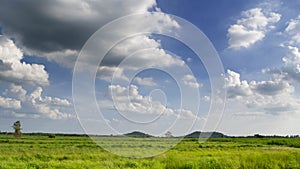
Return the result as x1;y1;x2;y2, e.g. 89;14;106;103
48;134;56;138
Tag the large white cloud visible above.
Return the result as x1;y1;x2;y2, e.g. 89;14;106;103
1;85;72;119
4;84;27;101
103;35;183;69
252;79;293;96
97;35;185;81
225;70;252;98
0;96;21;109
108;84;173;116
0;35;49;86
107;84;198;120
226;69;294;98
225;69;299;116
227;8;281;49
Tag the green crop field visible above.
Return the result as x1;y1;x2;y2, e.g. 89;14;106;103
0;134;299;169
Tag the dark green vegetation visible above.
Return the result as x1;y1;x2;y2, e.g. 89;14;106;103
0;134;299;169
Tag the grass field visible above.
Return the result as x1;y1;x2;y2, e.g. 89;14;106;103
0;134;299;169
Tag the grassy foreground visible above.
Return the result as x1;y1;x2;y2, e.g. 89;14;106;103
0;134;299;169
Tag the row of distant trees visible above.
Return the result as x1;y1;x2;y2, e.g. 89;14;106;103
252;134;299;138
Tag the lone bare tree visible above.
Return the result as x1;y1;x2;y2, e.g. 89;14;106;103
12;121;21;138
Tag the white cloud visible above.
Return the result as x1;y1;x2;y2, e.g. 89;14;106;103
281;46;300;81
107;84;198;120
225;69;300;116
175;109;199;120
98;35;185;81
134;77;157;86
10;111;26;118
34;49;78;69
225;70;252;98
182;74;202;88
0;35;49;86
233;111;267;117
108;84;173;116
227;25;265;49
237;8;280;29
1;85;72;119
267;14;300;83
251;79;294;96
29;87;71;107
285;15;300;45
97;66;127;81
227;8;281;49
202;96;210;102
187;57;192;62
226;69;293;98
4;84;27;101
52;98;71;107
0;96;21;109
266;46;300;82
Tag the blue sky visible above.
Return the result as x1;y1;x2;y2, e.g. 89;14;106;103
0;0;300;136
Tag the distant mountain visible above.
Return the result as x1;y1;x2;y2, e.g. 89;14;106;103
184;131;228;138
123;131;228;138
124;131;153;138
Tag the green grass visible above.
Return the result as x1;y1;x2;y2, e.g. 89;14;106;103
0;134;299;168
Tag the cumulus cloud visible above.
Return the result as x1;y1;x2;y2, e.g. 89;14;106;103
227;8;281;49
264;14;300;83
226;69;293;98
232;35;300;117
175;109;199;120
265;46;300;82
227;25;265;49
251;79;294;96
4;84;27;101
1;85;72;119
107;84;198;120
0;96;21;109
29;87;71;107
285;15;300;45
281;46;300;81
0;35;49;85
134;77;157;86
225;69;299;116
34;49;79;68
98;35;185;81
242;92;300;116
182;74;202;88
108;84;173;116
225;70;252;98
97;66;127;82
102;35;183;68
